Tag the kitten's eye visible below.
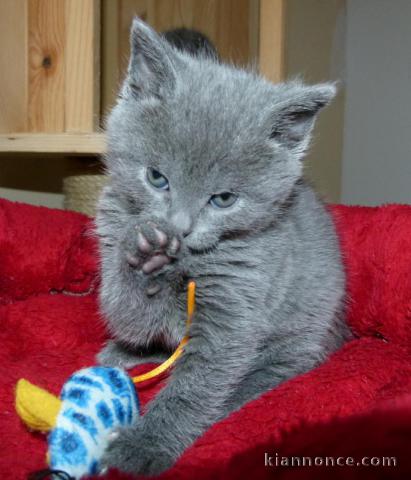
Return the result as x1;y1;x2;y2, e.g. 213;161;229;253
147;168;169;190
209;192;237;209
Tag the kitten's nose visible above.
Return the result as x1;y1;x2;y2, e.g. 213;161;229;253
170;211;193;237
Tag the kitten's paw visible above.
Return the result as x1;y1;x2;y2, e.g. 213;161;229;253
101;425;175;476
97;341;143;369
97;341;168;369
125;222;181;278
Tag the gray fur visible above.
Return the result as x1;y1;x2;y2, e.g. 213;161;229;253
96;18;349;476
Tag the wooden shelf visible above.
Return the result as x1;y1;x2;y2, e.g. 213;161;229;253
0;133;106;155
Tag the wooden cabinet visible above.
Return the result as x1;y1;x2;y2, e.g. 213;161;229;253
101;0;284;112
0;0;104;154
0;0;285;156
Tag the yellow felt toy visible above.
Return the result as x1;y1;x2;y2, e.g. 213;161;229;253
16;378;61;432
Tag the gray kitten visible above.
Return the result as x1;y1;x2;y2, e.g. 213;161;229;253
96;18;349;476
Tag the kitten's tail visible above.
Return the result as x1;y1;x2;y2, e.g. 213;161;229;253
162;27;219;60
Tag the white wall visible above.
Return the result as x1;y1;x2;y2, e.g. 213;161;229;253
0;187;64;208
342;0;411;205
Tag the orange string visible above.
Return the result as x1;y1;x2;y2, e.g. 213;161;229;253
132;281;196;383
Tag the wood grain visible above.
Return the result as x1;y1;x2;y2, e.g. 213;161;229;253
101;0;259;112
146;0;253;66
65;0;100;132
28;0;66;132
0;0;28;133
2;0;101;135
119;0;148;76
101;0;120;117
0;133;106;155
259;0;285;83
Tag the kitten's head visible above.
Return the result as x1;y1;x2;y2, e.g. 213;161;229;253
103;18;335;252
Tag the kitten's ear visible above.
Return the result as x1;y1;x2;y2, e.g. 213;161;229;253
125;18;176;99
270;83;336;156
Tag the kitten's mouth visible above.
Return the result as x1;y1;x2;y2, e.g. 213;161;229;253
184;233;220;255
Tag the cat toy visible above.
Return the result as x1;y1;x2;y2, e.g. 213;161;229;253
15;281;196;480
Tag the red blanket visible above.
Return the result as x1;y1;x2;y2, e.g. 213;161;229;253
0;198;410;480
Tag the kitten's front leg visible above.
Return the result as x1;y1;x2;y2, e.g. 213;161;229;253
97;340;169;369
101;311;259;475
98;220;183;368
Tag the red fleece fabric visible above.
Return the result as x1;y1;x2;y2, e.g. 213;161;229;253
0;198;410;480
